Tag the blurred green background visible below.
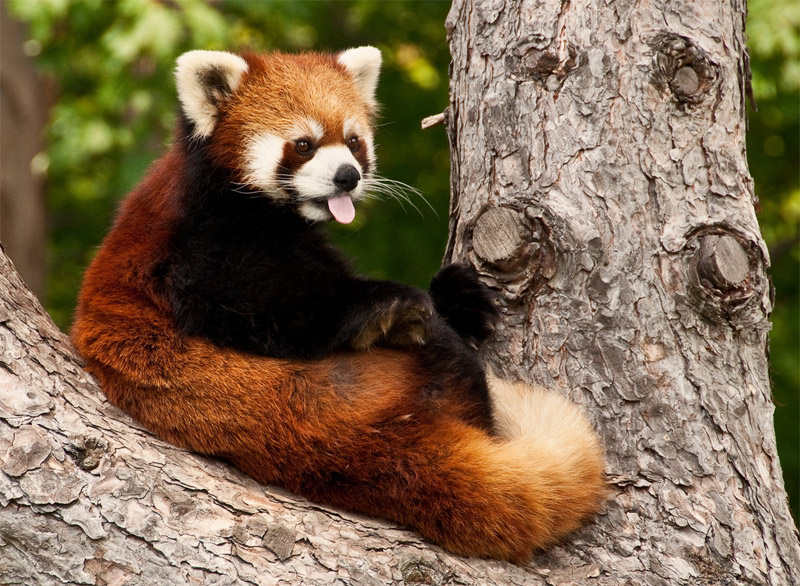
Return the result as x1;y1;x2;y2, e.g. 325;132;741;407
3;1;797;516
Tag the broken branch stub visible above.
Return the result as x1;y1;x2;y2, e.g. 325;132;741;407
469;205;556;301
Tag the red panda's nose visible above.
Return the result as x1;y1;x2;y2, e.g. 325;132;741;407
333;164;361;193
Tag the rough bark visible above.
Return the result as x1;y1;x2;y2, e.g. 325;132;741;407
0;8;48;300
444;0;800;585
2;1;799;585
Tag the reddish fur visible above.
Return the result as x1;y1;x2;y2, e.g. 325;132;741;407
210;52;373;182
72;51;606;561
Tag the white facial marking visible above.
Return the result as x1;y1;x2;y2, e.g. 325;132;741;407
244;133;285;195
292;145;363;201
363;132;376;169
307;119;324;142
343;118;365;140
241;125;375;220
286;118;324;143
298;201;333;222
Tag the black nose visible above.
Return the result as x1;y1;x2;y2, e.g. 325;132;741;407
333;164;361;192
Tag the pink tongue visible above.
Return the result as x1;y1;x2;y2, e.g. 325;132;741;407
327;195;355;224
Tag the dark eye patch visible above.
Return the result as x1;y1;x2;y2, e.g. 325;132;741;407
350;139;371;175
275;141;312;197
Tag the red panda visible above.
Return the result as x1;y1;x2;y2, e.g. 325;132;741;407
71;47;606;562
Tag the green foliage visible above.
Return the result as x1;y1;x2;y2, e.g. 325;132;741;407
7;0;797;516
7;0;453;327
747;0;800;517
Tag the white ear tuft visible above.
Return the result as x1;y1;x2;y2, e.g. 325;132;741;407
175;50;249;139
337;46;382;110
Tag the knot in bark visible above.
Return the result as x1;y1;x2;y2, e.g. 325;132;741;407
505;38;579;89
65;435;107;471
469;205;555;300
651;33;719;105
683;226;769;329
696;234;749;292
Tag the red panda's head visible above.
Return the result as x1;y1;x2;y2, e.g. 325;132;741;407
175;48;381;224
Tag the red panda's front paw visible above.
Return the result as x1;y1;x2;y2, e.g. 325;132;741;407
383;295;435;348
430;263;499;348
351;294;434;350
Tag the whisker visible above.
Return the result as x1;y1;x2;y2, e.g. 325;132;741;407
365;188;419;216
362;175;438;219
224;172;438;219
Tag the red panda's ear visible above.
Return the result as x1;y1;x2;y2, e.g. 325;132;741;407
337;46;382;112
175;50;249;139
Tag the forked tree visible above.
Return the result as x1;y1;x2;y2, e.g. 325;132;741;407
0;0;797;584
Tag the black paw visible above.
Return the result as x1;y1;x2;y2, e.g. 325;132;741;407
430;264;499;347
350;288;434;350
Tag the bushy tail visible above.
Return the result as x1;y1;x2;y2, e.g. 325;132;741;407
400;375;606;561
489;375;606;542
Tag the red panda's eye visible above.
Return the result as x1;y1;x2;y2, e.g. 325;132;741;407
295;139;314;155
347;137;360;153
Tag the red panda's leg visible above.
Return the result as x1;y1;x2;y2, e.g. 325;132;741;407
409;319;495;431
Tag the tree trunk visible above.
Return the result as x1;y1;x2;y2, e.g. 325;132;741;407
2;1;799;585
0;8;49;301
444;0;800;585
